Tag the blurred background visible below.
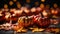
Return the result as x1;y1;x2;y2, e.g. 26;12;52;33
0;0;60;8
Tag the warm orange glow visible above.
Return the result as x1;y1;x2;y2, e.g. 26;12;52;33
24;9;29;13
17;4;21;8
10;9;16;12
36;7;42;11
5;12;10;19
5;15;9;19
39;28;45;32
0;11;3;16
14;10;23;14
40;4;45;9
16;27;24;32
35;2;39;5
32;28;45;32
46;5;50;9
9;1;14;6
53;3;58;8
5;23;11;26
26;0;30;3
4;4;8;9
31;8;36;12
0;14;3;16
29;28;34;30
41;0;45;2
42;10;48;17
51;10;58;15
18;17;24;27
13;25;20;31
53;20;58;25
54;11;58;15
0;11;2;13
21;29;27;32
14;10;19;14
12;14;16;16
32;28;39;32
51;28;60;33
13;0;17;2
16;2;21;8
51;10;54;14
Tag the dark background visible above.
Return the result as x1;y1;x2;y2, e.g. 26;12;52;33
0;0;60;8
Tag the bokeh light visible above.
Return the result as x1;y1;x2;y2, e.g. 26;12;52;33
53;3;58;8
46;4;50;9
35;2;39;6
13;0;17;2
40;3;45;9
42;10;48;17
36;7;42;11
41;0;45;2
31;7;36;12
9;1;14;6
4;4;8;9
24;8;30;13
26;0;30;3
16;2;21;9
